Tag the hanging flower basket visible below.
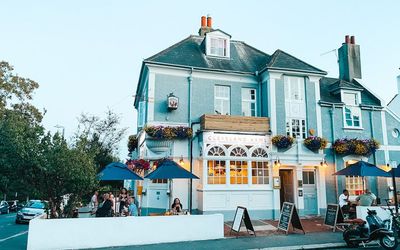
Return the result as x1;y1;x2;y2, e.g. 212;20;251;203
126;159;150;174
272;135;295;149
304;136;328;151
144;125;193;140
332;138;380;156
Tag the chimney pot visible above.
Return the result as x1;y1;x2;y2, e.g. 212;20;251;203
350;36;355;44
207;16;212;28
201;16;206;27
345;35;350;44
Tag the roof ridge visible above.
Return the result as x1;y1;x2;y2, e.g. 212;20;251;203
145;35;196;62
388;94;398;106
266;50;280;68
270;49;326;74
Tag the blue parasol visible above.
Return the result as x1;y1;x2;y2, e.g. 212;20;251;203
98;162;143;181
144;159;199;180
333;161;391;177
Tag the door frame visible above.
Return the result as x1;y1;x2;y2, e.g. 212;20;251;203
302;169;318;215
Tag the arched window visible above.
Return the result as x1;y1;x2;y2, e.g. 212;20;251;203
230;147;247;157
251;148;268;158
207;146;225;156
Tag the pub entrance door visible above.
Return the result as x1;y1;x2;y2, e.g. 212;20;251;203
279;169;294;208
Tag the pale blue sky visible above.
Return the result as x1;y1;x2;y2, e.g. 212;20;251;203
1;1;399;158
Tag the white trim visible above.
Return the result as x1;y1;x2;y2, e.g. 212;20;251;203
381;110;389;163
241;87;257;117
267;69;326;77
147;64;257;83
268;73;281;134
311;77;323;137
147;72;155;122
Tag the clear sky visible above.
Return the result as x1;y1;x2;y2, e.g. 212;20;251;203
1;1;399;159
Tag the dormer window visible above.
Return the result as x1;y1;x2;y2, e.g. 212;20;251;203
210;37;227;57
205;30;231;58
341;90;362;129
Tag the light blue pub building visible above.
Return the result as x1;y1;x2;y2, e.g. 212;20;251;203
132;16;400;219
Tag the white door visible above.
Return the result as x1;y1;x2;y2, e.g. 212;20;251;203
303;170;318;215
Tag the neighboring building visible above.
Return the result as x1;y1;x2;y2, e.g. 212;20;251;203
132;16;400;220
388;75;400;116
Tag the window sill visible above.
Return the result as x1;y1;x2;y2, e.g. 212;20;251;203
343;127;364;131
206;54;230;59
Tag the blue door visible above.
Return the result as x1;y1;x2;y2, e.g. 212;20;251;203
303;170;318;215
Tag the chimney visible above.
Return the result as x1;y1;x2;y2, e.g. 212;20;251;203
338;35;362;81
198;15;213;36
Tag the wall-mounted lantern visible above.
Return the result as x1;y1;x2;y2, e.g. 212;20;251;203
167;93;179;110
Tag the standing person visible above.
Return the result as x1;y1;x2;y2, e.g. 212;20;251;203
90;191;99;215
339;189;351;215
128;197;138;216
171;198;183;213
118;188;129;214
109;193;116;216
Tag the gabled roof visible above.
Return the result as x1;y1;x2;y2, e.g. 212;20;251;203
319;77;381;106
145;35;271;74
262;49;327;75
206;29;232;38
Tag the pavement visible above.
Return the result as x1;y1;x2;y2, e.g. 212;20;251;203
0;212;29;250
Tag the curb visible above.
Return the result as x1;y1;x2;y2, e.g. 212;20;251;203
252;241;379;250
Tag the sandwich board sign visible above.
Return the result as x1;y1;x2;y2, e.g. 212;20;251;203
277;202;305;234
230;206;256;237
324;204;344;232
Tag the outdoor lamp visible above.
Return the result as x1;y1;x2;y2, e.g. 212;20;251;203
320;159;328;168
274;158;281;168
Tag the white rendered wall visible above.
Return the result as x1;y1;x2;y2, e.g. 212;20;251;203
27;214;224;250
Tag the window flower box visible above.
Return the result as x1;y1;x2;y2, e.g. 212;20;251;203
332;138;380;156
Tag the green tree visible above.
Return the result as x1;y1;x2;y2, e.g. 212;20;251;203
74;110;127;172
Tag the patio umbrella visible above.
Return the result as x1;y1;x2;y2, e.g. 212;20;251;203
144;159;199;180
333;161;391;177
144;159;199;212
98;162;143;181
333;160;391;195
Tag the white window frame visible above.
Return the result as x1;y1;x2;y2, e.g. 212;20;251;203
241;88;257;117
138;101;146;128
341;90;362;129
286;118;307;139
205;32;230;58
285;76;305;101
214;85;231;115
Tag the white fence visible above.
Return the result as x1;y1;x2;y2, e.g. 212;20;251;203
27;214;224;250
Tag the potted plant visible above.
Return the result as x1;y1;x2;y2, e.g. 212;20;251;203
126;159;150;174
303;136;328;151
272;135;295;150
127;134;138;152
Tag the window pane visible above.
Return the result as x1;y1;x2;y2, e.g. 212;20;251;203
230;161;248;184
343;93;357;106
303;172;309;184
242;88;256;117
208;160;226;184
308;172;315;184
215;86;230;115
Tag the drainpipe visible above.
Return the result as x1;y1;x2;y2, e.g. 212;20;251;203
187;68;193;212
189;121;200;213
329;104;339;199
255;71;262;116
369;107;378;196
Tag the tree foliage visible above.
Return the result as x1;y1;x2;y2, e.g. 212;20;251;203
0;61;101;217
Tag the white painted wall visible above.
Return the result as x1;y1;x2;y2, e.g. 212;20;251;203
28;214;224;250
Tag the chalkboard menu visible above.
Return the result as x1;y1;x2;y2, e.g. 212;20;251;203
324;204;344;232
277;202;305;234
230;206;256;237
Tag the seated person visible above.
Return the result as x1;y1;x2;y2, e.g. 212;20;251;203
356;189;376;206
128;197;138;216
96;193;112;217
339;189;350;214
171;198;183;213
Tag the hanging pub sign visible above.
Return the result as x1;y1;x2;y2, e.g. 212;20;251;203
167;93;179;110
324;204;344;232
277;202;305;235
230;206;256;237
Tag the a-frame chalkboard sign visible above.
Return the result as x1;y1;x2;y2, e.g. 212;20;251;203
230;206;256;237
277;202;305;235
324;204;345;232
